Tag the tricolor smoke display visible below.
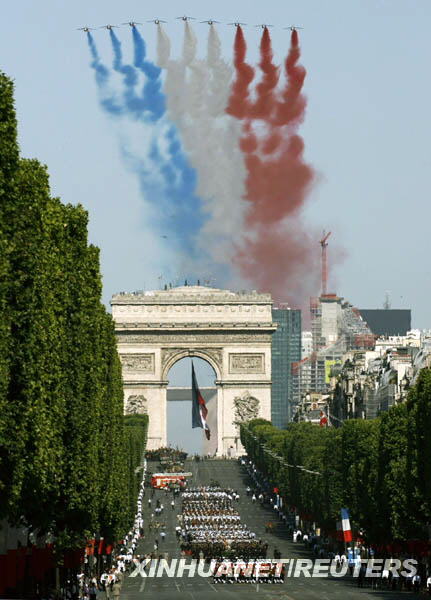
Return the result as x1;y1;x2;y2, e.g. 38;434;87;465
85;24;326;307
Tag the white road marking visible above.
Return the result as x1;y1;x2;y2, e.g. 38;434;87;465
208;582;218;592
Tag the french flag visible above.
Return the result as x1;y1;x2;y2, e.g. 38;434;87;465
191;362;211;440
341;508;352;542
319;410;328;427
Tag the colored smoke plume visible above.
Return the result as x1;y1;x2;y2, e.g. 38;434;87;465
235;221;319;305
132;27;166;121
109;31;140;117
226;26;254;119
227;28;320;307
241;130;315;224
87;29;204;268
251;27;280;119
272;29;307;127
158;23;247;280
108;29;166;121
156;24;171;68
87;33;109;85
87;33;123;115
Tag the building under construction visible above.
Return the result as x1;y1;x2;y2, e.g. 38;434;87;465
290;230;376;417
291;294;375;411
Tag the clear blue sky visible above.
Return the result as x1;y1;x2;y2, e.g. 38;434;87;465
2;0;430;327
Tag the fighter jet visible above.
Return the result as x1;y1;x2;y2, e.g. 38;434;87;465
147;19;167;25
255;24;273;28
176;15;196;21
228;22;247;27
284;25;303;31
122;21;142;28
99;24;119;30
200;19;220;25
77;27;95;32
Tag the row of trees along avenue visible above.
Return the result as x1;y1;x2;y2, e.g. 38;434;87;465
240;367;431;546
0;72;148;560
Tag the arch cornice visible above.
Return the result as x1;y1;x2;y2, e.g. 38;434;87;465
161;348;222;381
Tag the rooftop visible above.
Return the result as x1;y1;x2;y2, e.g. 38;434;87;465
111;285;273;305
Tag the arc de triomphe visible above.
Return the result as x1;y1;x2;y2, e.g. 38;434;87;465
111;286;276;455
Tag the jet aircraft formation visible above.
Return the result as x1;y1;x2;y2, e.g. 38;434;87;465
77;18;303;31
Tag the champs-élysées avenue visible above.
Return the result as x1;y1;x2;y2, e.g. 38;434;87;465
1;1;431;598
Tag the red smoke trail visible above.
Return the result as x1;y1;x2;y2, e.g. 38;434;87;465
272;29;307;127
229;29;320;307
235;222;320;308
226;26;254;119
251;27;280;119
241;133;314;225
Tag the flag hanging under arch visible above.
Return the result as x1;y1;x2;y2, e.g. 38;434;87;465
191;362;211;440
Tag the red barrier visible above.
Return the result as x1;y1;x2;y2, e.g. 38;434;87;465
6;550;18;590
64;549;84;569
16;548;26;582
0;555;7;594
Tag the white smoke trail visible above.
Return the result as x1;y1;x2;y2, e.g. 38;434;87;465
158;23;247;277
156;24;170;68
157;23;196;121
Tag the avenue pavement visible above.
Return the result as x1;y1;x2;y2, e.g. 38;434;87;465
121;458;411;600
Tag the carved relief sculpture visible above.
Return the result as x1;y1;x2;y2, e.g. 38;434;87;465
229;353;265;374
125;394;148;414
120;353;155;373
117;333;273;344
233;391;260;427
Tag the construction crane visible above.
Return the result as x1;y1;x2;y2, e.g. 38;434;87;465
319;231;331;296
383;291;391;310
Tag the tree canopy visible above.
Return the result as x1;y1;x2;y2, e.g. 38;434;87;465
241;370;431;544
0;71;148;552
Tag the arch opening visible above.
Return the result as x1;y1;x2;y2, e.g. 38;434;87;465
166;356;218;456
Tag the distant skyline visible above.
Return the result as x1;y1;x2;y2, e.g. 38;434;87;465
1;0;430;326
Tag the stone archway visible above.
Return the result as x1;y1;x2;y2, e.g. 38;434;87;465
112;286;276;456
161;348;222;382
165;355;218;455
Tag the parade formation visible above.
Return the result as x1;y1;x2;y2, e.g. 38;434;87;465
178;487;268;559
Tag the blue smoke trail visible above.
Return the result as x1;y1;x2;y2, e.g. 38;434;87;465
109;30;138;88
120;125;205;260
87;33;123;115
87;33;108;84
86;30;205;264
109;30;148;119
132;28;166;121
150;127;204;240
109;29;166;123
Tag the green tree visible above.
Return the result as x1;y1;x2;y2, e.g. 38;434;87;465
0;72;148;556
320;427;343;530
0;72;17;514
241;374;431;544
374;403;409;541
12;168;68;531
340;419;379;539
407;368;431;539
124;414;148;521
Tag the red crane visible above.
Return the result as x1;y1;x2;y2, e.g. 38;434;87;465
319;231;331;295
